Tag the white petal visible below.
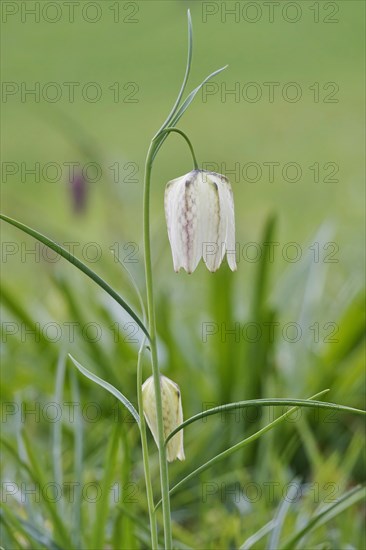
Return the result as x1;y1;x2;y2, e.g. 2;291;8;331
225;184;237;271
161;376;185;462
165;171;202;273
199;172;224;272
142;377;159;448
175;384;185;461
142;375;185;462
165;176;184;272
212;173;237;271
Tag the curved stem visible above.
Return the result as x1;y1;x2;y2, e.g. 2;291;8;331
137;338;158;549
157;127;199;169
143;142;172;548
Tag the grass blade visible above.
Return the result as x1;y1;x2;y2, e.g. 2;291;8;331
69;354;140;425
266;478;300;550
240;520;276;550
156;9;193;135
111;249;147;323
21;429;72;547
52;352;67;516
1;437;34;479
171;65;228;127
92;423;120;549
166;392;366;442
70;368;83;549
252;214;276;317
283;485;366;548
152;65;228;163
0;213;149;340
156;391;337;509
0;506;63;550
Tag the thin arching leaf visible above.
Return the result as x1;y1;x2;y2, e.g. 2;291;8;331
166;392;365;442
111;249;147;323
156;9;193;135
69;355;140;425
152;65;228;163
171;65;228;127
0;213;149;339
156;391;356;510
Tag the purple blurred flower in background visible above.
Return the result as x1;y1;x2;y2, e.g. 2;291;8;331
70;170;88;213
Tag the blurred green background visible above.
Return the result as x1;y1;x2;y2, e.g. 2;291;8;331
1;1;365;549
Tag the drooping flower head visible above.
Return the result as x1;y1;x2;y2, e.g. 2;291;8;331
142;375;185;462
164;170;236;273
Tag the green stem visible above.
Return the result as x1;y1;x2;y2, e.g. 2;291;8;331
137;338;158;549
158;127;199;169
143;142;172;548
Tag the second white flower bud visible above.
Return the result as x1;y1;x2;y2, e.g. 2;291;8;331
142;375;185;462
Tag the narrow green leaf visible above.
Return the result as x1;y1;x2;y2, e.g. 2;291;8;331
152;65;228;163
55;274;112;380
156;9;193;135
52;352;66;516
1;283;42;336
117;504;152;534
283;485;366;548
267;478;300;550
252;214;276;316
0;213;150;340
156;391;337;510
240;520;276;550
0;506;63;550
92;423;120;549
171;65;228;127
21;429;72;547
166;393;366;442
69;354;140;425
235;216;277;411
111;249;147;323
1;437;34;479
70;368;83;549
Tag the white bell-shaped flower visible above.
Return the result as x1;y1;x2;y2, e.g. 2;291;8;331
142;375;185;462
164;169;237;273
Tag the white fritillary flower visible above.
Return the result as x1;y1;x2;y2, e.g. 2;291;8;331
142;375;185;462
164;169;237;273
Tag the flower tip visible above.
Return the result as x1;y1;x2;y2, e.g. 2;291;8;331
167;444;185;463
